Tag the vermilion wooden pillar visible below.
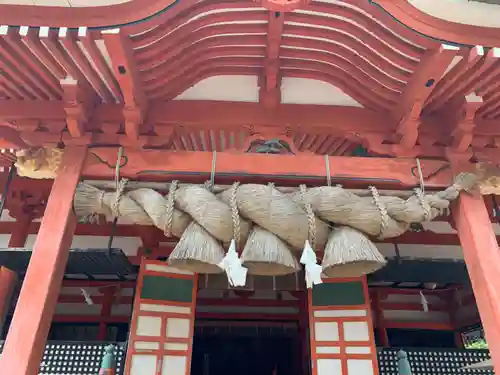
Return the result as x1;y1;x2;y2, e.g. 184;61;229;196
0;266;17;333
0;146;87;375
453;192;500;372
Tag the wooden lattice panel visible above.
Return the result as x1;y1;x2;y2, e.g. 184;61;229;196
377;348;493;375
125;260;197;375
0;341;126;375
308;277;378;375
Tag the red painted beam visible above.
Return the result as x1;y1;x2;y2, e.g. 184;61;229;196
383;320;454;331
394;44;459;149
424;47;484;113
53;315;130;323
102;29;146;141
2;101;500;150
57;294;299;308
62;280;136;288
260;11;284;109
381;302;447;312
0;100;389;134
84;148;456;188
195;312;299;321
0;219;470;242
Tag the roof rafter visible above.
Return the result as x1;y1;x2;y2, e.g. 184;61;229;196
423;46;485;113
102;29;147;141
394;44;460;150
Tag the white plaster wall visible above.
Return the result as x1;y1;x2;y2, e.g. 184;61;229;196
174;75;364;106
281;78;363;106
408;0;500;28
175;76;260;102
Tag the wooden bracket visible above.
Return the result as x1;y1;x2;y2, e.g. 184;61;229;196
60;77;95;138
396;101;422;149
259;11;285;109
451;93;483;152
102;29;147;141
259;73;282;109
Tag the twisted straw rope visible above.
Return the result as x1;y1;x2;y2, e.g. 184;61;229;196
368;185;389;238
75;173;477;250
414;188;431;222
300;184;316;249
230;182;241;245
111;178;128;218
165;180;179;237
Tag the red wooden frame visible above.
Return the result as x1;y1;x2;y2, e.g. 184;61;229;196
307;276;379;375
124;259;197;375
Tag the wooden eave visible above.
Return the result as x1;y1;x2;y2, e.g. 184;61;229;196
0;0;500;164
0;0;499;47
371;0;500;47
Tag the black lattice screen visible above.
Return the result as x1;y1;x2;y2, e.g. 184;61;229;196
0;341;126;375
378;348;493;375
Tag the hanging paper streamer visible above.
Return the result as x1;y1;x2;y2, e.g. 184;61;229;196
420;291;429;312
300;240;323;288
218;239;248;287
80;288;94;305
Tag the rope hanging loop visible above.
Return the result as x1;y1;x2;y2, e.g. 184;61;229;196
218;181;248;287
298;184;322;289
165;180;179;237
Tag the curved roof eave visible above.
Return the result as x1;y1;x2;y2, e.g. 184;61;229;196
0;0;178;29
370;0;500;48
1;0;500;48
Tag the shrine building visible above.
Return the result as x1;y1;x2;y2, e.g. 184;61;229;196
0;0;499;375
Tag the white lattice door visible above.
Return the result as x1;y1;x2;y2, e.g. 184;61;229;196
124;259;198;375
308;277;379;375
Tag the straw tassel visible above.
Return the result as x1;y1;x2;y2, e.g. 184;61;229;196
300;240;323;289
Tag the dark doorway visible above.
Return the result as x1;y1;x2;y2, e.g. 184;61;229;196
191;323;302;375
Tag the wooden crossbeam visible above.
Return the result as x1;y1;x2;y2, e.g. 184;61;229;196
0;100;391;134
82;148;456;188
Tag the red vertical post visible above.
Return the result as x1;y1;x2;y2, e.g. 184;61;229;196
0;146;87;375
8;215;31;247
372;290;389;347
97;286;117;341
453;192;500;372
0;266;17;332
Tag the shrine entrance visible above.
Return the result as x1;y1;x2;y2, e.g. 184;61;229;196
124;259;310;375
191;322;302;375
